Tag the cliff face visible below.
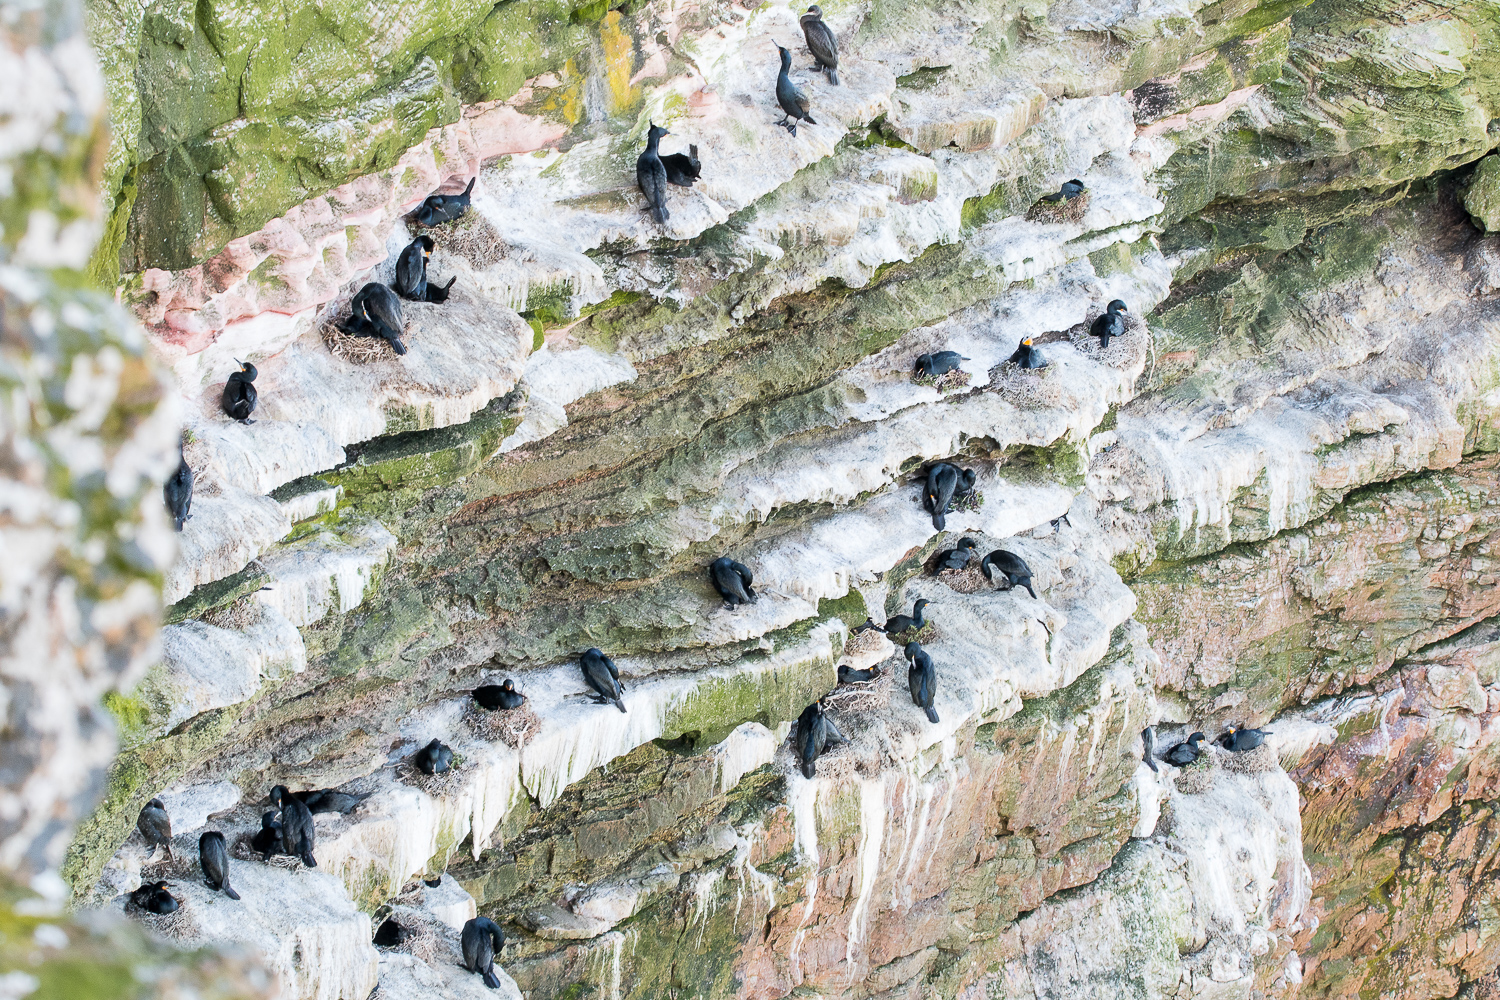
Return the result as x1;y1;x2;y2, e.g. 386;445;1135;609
18;0;1500;996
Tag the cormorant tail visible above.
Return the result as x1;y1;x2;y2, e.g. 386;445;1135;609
802;114;817;125
1022;581;1038;599
933;512;946;531
299;833;317;868
925;706;940;724
801;759;816;779
827;68;839;85
483;970;502;990
613;697;627;714
463;177;476;197
224;884;241;901
389;336;408;356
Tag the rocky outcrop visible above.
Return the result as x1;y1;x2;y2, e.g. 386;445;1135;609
12;0;1500;997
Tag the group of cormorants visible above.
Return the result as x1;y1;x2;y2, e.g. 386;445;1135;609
1143;725;1273;771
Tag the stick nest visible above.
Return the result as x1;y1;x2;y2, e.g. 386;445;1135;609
987;360;1067;408
126;896;196;941
437;212;510;269
396;757;470;796
841;628;890;661
1172;753;1218;795
1218;742;1280;776
465;700;542;750
911;368;972;392
824;661;895;714
322;321;401;364
1025;191;1090;224
934;563;992;595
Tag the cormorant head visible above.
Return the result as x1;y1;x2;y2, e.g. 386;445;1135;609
904;641;922;657
914;353;934;375
1068;178;1085;189
806;4;823;15
1108;299;1128;313
147;797;164;809
958;537;977;549
584;647;603;659
502;679;515;691
1187;731;1205;745
269;784;289;807
1021;337;1033;347
913;598;931;612
260;811;280;830
415;234;435;255
234;359;258;380
648;121;670;141
775;42;792;65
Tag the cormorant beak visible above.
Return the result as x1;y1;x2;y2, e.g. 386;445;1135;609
1022;338;1032;346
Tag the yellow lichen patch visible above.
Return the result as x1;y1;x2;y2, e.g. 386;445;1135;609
600;11;639;115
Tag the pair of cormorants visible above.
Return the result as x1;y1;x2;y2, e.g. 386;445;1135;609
770;7;838;136
130;879;179;914
135;797;239;900
474;678;527;710
930;540;1037;599
709;556;756;609
924;462;976;531
1142;725;1274;771
266;784;318;868
462;916;507;989
582;647;627;713
796;698;845;777
636;123;703;225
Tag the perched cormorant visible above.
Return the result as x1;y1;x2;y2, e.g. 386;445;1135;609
394;235;456;303
1218;727;1273;752
250;811;283;861
882;598;931;635
462;916;507;989
637;123;671;224
799;5;839;85
412;177;475;227
709;556;756;609
837;664;881;684
1162;732;1206;767
374;918;408;947
661;144;701;187
1090;300;1128;349
1008;337;1046;369
933;537;978;572
269;785;317;867
914;351;968;377
1040;179;1086;203
1142;726;1159;773
905;642;939;723
199;831;240;900
773;43;817;136
924;463;975;531
341;282;408;355
795;698;844;778
292;789;371;814
979;549;1038;599
474;679;526;710
130;880;178;915
137;797;173;859
415;738;454;775
581;648;627;713
164;454;193;532
221;360;258;423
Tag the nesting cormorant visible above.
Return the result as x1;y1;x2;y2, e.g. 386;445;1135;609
1090;300;1128;349
914;351;968;377
979;549;1038;599
661;144;701;187
882;598;931;635
795;698;844;778
1142;726;1159;773
415;738;454;775
773;43;817;136
709;556;756;609
221;360;258;423
837;664;881;684
137;797;173;859
130;880;179;915
1162;732;1206;767
1218;727;1273;752
851;616;881;634
292;789;371;814
800;5;839;85
341;282;408;355
1008;337;1046;369
199;831;240;900
250;811;283;861
374;918;408;947
474;679;526;710
637;122;671;224
581;647;627;713
270;785;317;867
412;177;475;227
905;642;939;723
164;454;193;531
1040;179;1086;203
394;235;457;303
933;537;978;572
462;916;507;989
925;463;975;531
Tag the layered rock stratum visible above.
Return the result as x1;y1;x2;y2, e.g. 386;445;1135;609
5;0;1500;997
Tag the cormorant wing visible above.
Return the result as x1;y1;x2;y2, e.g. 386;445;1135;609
793;85;812;115
729;560;754;590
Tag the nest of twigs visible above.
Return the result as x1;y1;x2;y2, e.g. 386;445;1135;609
934;563;992;595
883;621;939;646
396;756;469;796
1172;752;1218;795
322;321;400;363
842;627;890;661
911;368;972;392
465;700;542;750
951;490;984;514
1025;191;1091;224
229;834;308;868
1218;742;1279;776
987;359;1067;408
126;895;196;940
825;662;895;714
438;212;510;269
